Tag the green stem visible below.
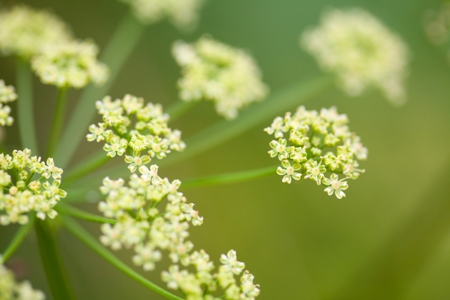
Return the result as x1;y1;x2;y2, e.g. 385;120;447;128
166;100;198;122
57;203;116;224
61;216;183;300
16;59;39;153
35;220;76;300
55;12;146;169
63;152;110;187
181;165;277;189
67;75;333;185
47;88;68;158
1;215;35;264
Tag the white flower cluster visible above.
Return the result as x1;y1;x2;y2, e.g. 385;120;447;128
301;8;409;105
98;166;259;299
31;40;109;89
424;3;450;48
173;36;269;119
0;5;73;59
0;149;67;225
265;106;367;199
87;95;185;172
0;258;45;300
0;80;18;126
118;0;205;30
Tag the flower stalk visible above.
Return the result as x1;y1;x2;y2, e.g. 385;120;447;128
35;219;76;300
47;87;68;158
181;165;277;189
1;214;35;264
16;59;38;153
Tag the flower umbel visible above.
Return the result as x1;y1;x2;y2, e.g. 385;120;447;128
0;80;18;127
118;0;205;30
98;166;259;299
0;5;73;59
0;258;45;300
87;94;185;171
265;106;367;198
173;36;269;119
32;40;109;89
0;149;67;225
301;8;409;105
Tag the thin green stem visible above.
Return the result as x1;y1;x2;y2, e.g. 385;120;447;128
55;12;146;169
57;203;116;224
1;215;35;264
16;59;39;153
47;88;68;158
181;165;277;189
61;216;183;300
166;100;198;122
35;220;76;300
66;75;333;186
63;152;110;187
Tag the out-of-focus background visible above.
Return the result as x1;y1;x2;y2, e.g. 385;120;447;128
1;0;450;299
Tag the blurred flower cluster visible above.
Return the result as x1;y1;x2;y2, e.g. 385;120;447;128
118;0;205;30
424;2;450;60
31;40;109;89
302;8;409;105
0;149;66;225
0;5;73;59
0;258;45;300
173;36;269;119
265;106;367;199
0;5;108;89
87;94;185;172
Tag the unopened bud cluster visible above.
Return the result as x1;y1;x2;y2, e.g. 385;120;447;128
0;80;17;126
98;166;259;299
87;95;185;172
265;106;367;199
0;258;45;300
301;8;409;105
0;5;73;59
31;40;109;89
0;149;66;225
173;36;269;119
118;0;205;30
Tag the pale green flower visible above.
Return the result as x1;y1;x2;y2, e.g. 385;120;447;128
301;8;409;105
220;250;245;275
32;40;109;89
323;173;349;199
173;36;269;119
0;5;73;59
88;94;185;171
118;0;205;30
276;160;302;184
0;149;66;225
0;80;18;126
266;106;367;198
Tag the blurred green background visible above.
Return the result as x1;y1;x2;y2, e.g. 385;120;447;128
1;0;450;299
